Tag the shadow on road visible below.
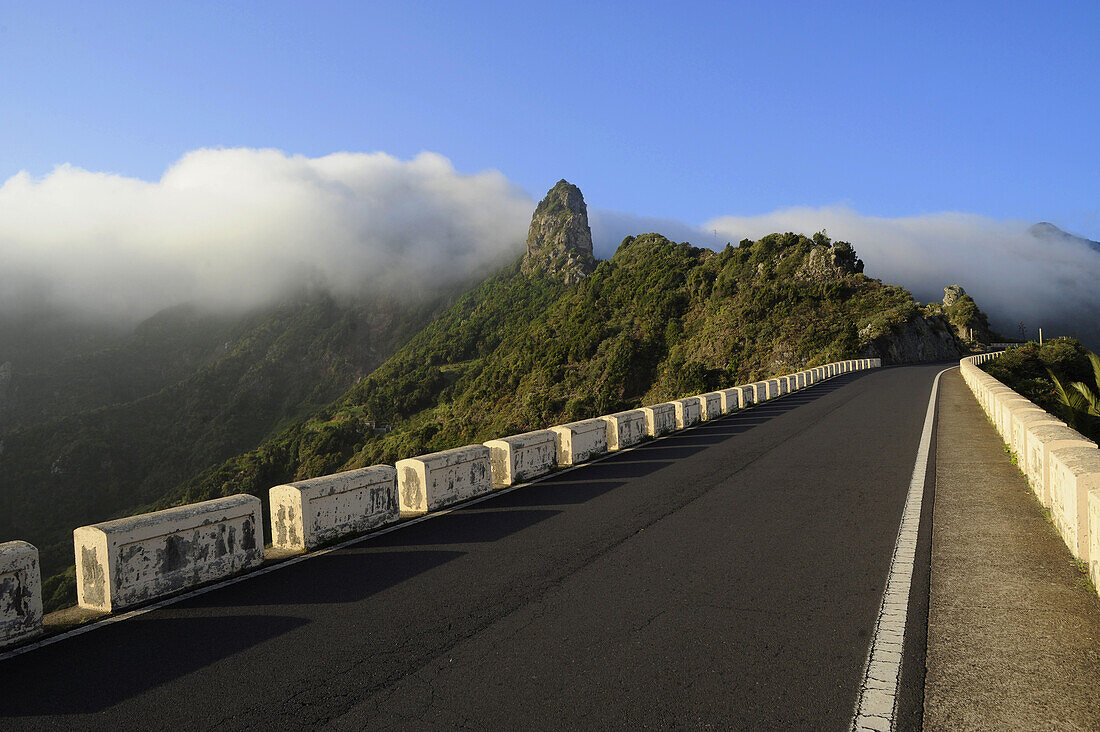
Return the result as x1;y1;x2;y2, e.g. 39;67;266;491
0;614;310;716
183;548;467;609
491;480;627;507
370;508;563;547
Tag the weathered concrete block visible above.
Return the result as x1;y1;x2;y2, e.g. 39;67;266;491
1011;410;1063;476
766;379;781;399
551;419;608;466
672;398;702;429
600;410;647;450
270;466;398;551
485;430;557;487
642;403;677;437
749;382;769;402
719;387;750;412
998;396;1033;442
74;495;263;613
698;392;723;420
794;372;806;389
1009;409;1061;468
397;445;492;515
777;376;791;395
1025;423;1096;507
1048;446;1100;561
0;541;43;649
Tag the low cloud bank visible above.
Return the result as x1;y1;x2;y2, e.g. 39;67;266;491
2;149;1097;348
0;149;532;322
705;206;1100;347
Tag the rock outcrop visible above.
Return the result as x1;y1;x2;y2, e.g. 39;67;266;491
522;180;596;284
942;285;965;307
862;313;967;364
942;285;995;344
796;243;863;282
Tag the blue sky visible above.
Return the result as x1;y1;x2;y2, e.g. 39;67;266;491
3;1;1098;238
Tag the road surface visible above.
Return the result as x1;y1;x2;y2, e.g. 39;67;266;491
1;364;945;730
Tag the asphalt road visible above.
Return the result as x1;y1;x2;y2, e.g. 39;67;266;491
0;364;945;730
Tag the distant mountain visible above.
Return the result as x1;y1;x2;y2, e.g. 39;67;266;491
1028;221;1100;254
0;289;455;611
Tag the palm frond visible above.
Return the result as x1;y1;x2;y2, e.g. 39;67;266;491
1048;369;1089;429
1070;381;1100;416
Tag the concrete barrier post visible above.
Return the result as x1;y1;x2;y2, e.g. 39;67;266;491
642;403;677;436
698;392;723;420
600;410;647;450
720;386;751;412
1024;424;1096;507
672;398;702;429
0;541;43;649
75;495;264;613
766;379;781;399
551;419;608;466
270;466;399;551
750;382;769;402
397;445;493;515
484;430;557;487
1012;411;1063;478
1048;447;1100;561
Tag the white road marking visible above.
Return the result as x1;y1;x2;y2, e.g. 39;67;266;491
851;366;950;731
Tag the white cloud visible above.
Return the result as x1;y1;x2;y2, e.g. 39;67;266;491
2;149;1096;348
0;148;532;321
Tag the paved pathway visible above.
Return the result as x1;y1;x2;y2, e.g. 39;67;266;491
924;369;1100;730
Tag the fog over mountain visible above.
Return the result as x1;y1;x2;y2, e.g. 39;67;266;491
2;147;1097;349
0;148;532;323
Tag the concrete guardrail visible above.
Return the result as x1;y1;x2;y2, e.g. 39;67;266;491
74;495;264;612
698;392;723;421
642;403;677;437
719;386;750;413
396;445;492;515
600;410;647;451
270;466;399;551
959;352;1100;598
0;357;881;647
551;418;608;466
671;397;702;429
484;429;558;487
0;541;43;649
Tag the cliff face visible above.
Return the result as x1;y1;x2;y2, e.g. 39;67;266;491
521;180;596;284
862;313;968;364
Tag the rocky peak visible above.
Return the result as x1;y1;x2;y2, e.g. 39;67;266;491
522;179;596;284
942;285;966;307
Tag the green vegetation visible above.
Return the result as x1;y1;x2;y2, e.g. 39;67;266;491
164;233;925;539
7;230;970;612
1050;351;1100;434
981;339;1100;442
0;291;447;611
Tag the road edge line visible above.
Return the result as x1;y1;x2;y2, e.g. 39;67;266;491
850;366;951;731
